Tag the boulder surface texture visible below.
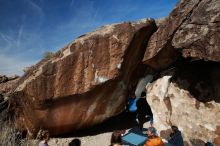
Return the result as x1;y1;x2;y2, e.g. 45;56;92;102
143;0;220;70
13;19;157;136
146;62;220;146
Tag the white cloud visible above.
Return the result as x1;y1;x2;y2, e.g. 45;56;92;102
0;28;43;76
0;0;177;77
0;33;12;54
0;54;37;76
16;24;23;48
70;0;75;7
25;0;44;17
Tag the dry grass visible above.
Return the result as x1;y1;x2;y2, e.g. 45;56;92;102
0;108;27;146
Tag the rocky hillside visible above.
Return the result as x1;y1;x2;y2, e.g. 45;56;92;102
3;0;219;145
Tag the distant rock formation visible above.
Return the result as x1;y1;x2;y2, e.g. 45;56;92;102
13;19;157;136
0;74;19;96
0;74;19;120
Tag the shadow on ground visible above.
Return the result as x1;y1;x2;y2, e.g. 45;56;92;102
60;111;137;138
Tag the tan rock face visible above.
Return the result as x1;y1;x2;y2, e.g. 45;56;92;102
13;19;157;136
146;62;220;146
143;0;220;69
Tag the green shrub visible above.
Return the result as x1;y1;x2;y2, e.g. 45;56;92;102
43;51;55;60
0;103;27;146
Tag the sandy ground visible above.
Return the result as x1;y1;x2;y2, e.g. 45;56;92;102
29;132;112;146
27;110;154;146
28;111;138;146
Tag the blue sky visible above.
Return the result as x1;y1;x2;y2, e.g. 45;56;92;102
0;0;178;76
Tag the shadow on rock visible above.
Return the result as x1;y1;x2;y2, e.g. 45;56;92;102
60;111;137;138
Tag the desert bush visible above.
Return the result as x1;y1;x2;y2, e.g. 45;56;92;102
0;121;16;145
0;103;27;146
43;51;55;60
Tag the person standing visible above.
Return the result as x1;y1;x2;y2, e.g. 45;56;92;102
136;92;153;131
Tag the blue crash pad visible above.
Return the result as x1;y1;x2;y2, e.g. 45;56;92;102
122;132;148;146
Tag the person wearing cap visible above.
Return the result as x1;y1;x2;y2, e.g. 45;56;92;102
145;127;164;146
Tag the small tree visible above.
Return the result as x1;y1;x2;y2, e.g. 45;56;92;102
43;51;54;60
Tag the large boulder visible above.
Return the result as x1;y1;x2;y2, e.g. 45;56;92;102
146;61;220;146
13;19;157;136
173;0;220;61
143;0;220;69
142;0;220;144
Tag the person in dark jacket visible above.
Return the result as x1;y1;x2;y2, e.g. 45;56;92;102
136;92;153;131
168;126;184;146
